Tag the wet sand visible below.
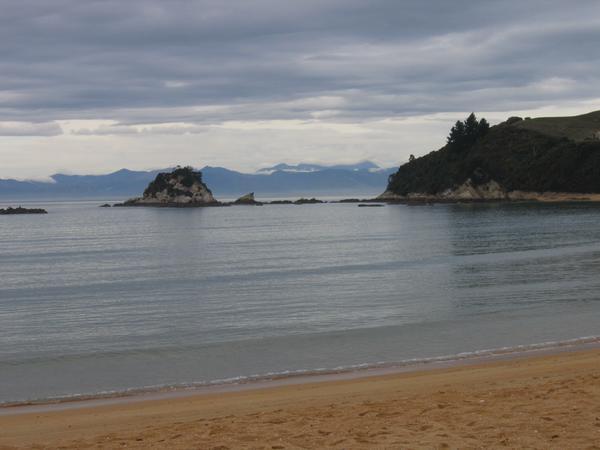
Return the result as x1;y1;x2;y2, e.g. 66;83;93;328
1;348;600;449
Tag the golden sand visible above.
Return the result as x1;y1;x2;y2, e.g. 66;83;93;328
1;349;600;449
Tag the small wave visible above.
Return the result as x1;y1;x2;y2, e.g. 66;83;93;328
2;335;599;408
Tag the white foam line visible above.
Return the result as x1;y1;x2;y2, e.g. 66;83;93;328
2;335;599;414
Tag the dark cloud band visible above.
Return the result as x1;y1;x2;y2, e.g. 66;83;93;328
0;0;599;126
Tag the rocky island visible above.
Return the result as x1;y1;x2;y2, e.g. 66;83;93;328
119;166;219;207
381;110;600;202
0;206;47;215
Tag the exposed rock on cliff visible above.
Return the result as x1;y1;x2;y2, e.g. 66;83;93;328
123;167;218;206
379;177;508;201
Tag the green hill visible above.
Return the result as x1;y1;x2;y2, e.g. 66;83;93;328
384;111;600;200
515;110;600;142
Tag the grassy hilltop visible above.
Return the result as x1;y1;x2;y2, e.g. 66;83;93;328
515;110;600;142
386;111;600;197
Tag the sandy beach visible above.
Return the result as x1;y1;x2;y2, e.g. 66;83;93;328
1;349;599;449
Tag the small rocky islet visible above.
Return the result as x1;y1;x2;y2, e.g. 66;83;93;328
116;166;219;207
0;206;47;215
233;192;263;205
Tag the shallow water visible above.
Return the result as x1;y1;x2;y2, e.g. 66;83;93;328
1;201;600;404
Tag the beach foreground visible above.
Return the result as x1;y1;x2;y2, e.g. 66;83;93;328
1;349;600;449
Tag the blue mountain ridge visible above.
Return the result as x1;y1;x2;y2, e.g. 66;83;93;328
0;162;397;200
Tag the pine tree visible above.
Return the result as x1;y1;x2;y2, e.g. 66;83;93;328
447;113;490;151
447;120;466;146
478;118;490;136
464;113;479;137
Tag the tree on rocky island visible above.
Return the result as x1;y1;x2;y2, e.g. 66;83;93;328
170;166;200;187
447;113;490;151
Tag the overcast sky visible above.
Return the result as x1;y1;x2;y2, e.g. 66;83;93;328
1;0;600;179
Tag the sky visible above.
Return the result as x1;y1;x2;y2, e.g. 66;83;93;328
1;0;600;179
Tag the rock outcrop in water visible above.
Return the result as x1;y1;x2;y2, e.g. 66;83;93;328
293;198;324;204
122;166;218;206
382;110;600;202
0;206;47;215
234;192;262;205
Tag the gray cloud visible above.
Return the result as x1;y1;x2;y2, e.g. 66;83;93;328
1;0;599;126
70;122;209;135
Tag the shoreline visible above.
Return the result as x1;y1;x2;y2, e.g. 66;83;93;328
3;334;600;415
378;189;600;203
2;346;600;448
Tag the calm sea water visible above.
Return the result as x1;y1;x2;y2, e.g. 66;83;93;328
1;201;600;404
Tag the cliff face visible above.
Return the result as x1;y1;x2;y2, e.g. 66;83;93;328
383;112;600;201
380;178;506;201
125;167;217;205
380;180;600;202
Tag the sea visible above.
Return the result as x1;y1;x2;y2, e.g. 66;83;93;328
1;200;600;405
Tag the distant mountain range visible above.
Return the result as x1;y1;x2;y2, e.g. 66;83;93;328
256;161;381;173
0;161;397;200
